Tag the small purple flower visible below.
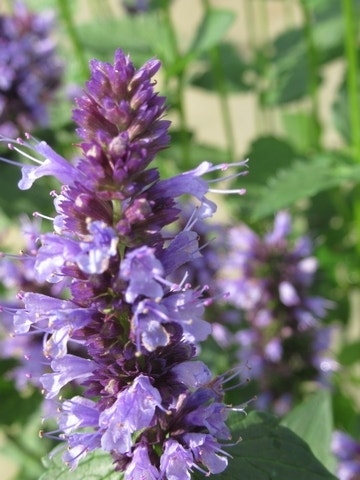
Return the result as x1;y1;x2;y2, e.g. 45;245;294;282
41;355;96;399
183;433;229;474
77;221;119;274
332;431;360;480
17;139;78;190
160;439;195;480
0;217;68;390
124;444;160;480
0;3;62;136
122;0;150;16
99;375;163;453
119;246;165;302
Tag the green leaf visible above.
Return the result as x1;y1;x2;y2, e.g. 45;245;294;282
337;340;360;366
332;64;360;143
260;0;355;106
40;450;122;480
0;360;43;426
261;49;315;106
187;9;236;58
0;411;54;480
332;388;360;435
281;390;336;473
190;42;250;93
244;136;298;187
77;14;175;66
194;411;336;480
281;111;321;153
251;153;351;220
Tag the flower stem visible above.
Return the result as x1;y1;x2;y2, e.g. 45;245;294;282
56;0;89;81
201;0;236;163
299;0;321;150
161;4;191;166
342;0;360;159
243;0;264;135
342;0;360;258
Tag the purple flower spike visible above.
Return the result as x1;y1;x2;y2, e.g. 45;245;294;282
0;3;62;136
214;211;334;413
2;48;248;478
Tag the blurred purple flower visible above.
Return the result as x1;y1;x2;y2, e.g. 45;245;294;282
332;431;360;480
0;216;60;390
0;2;62;136
213;211;335;414
121;0;150;15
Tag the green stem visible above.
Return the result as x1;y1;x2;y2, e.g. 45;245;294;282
201;0;236;162
259;0;276;134
342;0;360;258
342;0;360;159
56;0;89;81
161;4;190;166
243;0;263;134
299;0;321;149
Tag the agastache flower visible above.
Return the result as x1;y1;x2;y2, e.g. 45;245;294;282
214;211;334;414
2;49;247;478
0;2;62;137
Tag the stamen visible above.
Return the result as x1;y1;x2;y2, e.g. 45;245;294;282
207;169;248;184
184;207;199;231
209;187;246;195
0;251;35;260
177;270;191;290
0;155;23;167
153;274;179;292
8;142;43;164
33;211;55;221
230;395;257;413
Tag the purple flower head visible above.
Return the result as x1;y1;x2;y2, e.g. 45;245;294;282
0;2;62;136
73;49;170;171
213;211;334;413
1;48;248;477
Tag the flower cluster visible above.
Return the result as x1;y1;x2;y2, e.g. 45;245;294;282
0;2;62;137
0;217;48;390
3;49;247;478
332;431;360;480
0;216;68;391
213;211;334;414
